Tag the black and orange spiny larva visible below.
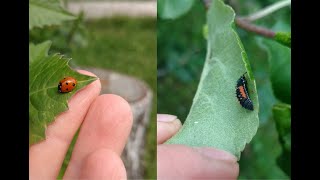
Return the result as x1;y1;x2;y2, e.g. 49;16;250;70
236;73;253;111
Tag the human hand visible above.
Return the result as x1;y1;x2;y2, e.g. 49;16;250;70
157;114;239;179
29;70;133;180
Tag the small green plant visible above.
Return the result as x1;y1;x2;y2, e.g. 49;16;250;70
29;0;96;145
29;1;96;178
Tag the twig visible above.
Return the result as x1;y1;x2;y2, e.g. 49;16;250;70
245;0;291;22
201;0;276;39
235;18;275;38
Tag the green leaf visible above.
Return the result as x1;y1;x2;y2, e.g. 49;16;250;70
29;40;52;63
166;0;259;159
29;0;76;30
277;149;291;178
273;103;291;177
29;43;97;145
261;38;291;104
273;103;291;152
274;32;291;48
58;130;79;178
158;0;195;19
247;36;277;124
239;121;289;179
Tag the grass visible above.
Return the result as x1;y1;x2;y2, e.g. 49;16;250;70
70;16;156;179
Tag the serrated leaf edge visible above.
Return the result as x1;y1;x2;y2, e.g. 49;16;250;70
29;0;76;30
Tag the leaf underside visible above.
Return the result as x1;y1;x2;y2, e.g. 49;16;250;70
166;0;259;160
29;42;97;145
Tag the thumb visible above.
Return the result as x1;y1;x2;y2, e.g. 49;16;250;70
157;114;182;144
157;144;239;179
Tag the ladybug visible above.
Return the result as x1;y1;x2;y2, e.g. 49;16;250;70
58;77;77;93
236;73;253;111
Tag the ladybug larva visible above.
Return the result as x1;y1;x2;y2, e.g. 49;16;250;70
236;73;253;111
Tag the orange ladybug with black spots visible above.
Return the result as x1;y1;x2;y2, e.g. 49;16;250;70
58;77;77;93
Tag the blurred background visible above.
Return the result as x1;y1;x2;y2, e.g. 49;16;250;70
30;0;156;179
158;0;290;179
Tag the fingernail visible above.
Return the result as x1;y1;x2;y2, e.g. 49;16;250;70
157;114;177;122
195;147;238;163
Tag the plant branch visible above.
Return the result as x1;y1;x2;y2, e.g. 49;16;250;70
201;0;276;39
235;18;275;38
244;0;291;22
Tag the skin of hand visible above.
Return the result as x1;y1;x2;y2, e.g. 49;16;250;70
29;70;133;180
157;114;239;179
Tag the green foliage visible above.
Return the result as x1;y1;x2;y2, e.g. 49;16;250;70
166;0;259;159
29;41;52;63
29;0;75;30
71;17;156;86
275;32;291;48
237;33;283;178
158;0;195;19
29;12;88;55
273;103;291;177
242;17;291;177
261;38;291;104
58;130;79;178
239;119;289;179
29;0;94;146
256;21;291;177
158;2;206;85
250;38;278;124
29;42;97;145
202;24;208;39
273;103;291;150
158;2;206;121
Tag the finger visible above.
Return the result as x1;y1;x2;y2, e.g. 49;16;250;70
64;94;133;179
157;114;182;144
79;148;126;180
157;144;239;179
29;70;101;179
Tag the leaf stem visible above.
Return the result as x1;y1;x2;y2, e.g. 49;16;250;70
201;0;276;39
244;0;291;22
